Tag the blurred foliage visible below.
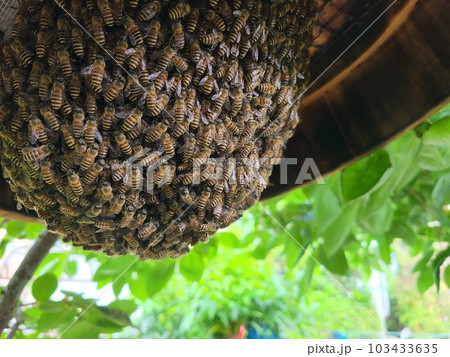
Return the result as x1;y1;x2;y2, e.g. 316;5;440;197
0;105;449;338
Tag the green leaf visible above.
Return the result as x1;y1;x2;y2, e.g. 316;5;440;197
252;242;269;260
299;258;315;296
65;260;77;277
418;145;450;171
146;259;176;296
363;133;422;214
431;174;450;208
359;201;394;234
32;274;58;301
23;223;45;239
388;221;416;244
321;203;358;257
108;300;138;315
412;246;434;273
319;248;349;275
216;232;240;248
179;250;205;282
340;150;392;202
283;222;309;268
312;185;341;232
422;116;450;147
60;320;101;339
129;271;149;302
444;266;450;288
37;309;76;332
6;221;26;237
431;247;450;292
84;306;130;331
417;267;434;294
376;235;392;265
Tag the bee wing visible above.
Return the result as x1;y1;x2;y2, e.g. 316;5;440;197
198;76;208;86
80;64;94;75
138;94;147;106
125;47;136;56
115;108;132;118
148;72;160;80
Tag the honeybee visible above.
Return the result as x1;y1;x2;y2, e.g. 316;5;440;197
197;187;211;221
123;16;143;45
137;221;158;239
138;1;161;21
38;105;59;132
120;205;136;228
51;78;65;110
86;204;103;218
185;7;199;32
80;143;99;170
140;150;162;168
161;132;175;158
40;159;55;185
84;117;101;145
95;219;116;231
22;145;52;162
57;18;70;45
11;68;24;92
40;3;54;29
71;107;85;138
91;16;106;45
104;77;125;102
223;115;241;135
145;120;168;142
115;131;132;155
199;75;215;95
121;108;143;132
110;159;126;182
190;40;201;63
67;170;83;196
71;28;85;58
101;103;116;130
206;9;226;31
127;44;146;70
83;57;105;93
229;10;250;43
155;46;175;72
114;37;128;65
146;20;161;48
169;2;191;20
171;21;185;49
97;0;114;26
200;29;224;46
10;39;33;67
149;93;169;116
29;115;48;144
57;49;72;77
83;159;105;184
85;90;98;116
29;61;43;88
60;121;76;149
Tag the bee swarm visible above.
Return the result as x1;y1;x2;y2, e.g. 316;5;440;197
0;0;317;259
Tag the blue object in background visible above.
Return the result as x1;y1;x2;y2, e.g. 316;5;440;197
333;331;349;339
247;325;278;339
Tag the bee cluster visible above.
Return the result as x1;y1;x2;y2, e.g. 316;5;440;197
0;0;317;259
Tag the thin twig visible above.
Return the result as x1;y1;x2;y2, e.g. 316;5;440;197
6;308;22;339
0;229;59;334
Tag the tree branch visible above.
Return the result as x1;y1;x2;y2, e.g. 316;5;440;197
0;229;59;335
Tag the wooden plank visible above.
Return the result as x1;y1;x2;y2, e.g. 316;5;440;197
262;0;450;199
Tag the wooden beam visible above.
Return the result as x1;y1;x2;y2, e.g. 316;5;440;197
262;0;450;199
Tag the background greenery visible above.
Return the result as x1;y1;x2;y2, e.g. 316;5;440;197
0;105;449;339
